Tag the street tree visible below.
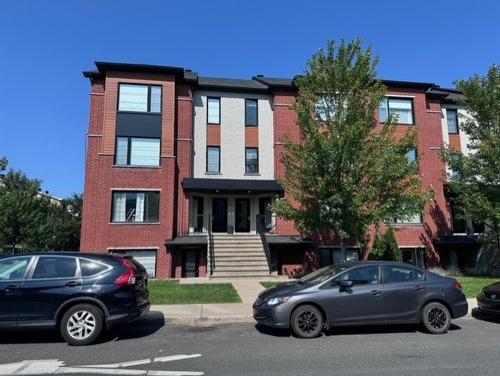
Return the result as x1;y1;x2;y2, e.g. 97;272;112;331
444;65;500;250
274;39;430;262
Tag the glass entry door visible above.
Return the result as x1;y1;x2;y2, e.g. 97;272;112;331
211;198;228;232
235;198;251;232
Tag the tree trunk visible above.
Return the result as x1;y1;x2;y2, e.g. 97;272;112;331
340;238;347;264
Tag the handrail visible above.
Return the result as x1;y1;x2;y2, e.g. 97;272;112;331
256;214;272;274
207;212;215;275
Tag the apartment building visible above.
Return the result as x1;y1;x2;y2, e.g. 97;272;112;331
80;62;478;279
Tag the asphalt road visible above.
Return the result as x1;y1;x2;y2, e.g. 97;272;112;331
0;311;499;376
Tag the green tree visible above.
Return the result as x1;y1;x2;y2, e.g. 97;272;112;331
44;193;83;251
444;65;500;248
0;157;7;172
369;227;402;261
274;39;430;262
0;169;50;253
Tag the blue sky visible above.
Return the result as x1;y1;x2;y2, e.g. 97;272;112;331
1;0;499;198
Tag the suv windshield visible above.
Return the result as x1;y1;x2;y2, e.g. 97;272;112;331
299;265;349;285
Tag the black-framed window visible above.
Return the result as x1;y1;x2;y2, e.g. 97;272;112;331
206;146;220;173
32;257;77;279
320;248;360;267
245;99;258;126
207;97;220;125
112;191;160;223
118;83;162;113
245;148;259;174
115;137;160;166
379;97;414;124
447;109;459;134
331;265;380;286
391;214;423;224
382;265;425;284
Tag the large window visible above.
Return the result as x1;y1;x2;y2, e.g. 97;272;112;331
116;137;160;166
447;109;459;134
379;98;414;124
118;84;162;113
320;248;360;267
407;148;418;163
245;99;258;126
112;191;160;223
391;213;423;224
207;97;220;124
245;148;259;174
206;146;220;173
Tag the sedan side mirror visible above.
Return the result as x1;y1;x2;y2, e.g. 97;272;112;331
339;280;354;291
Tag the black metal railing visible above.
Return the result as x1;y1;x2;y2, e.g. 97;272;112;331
208;212;215;275
256;214;272;274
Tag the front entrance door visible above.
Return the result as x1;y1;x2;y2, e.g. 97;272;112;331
235;198;251;232
212;198;227;232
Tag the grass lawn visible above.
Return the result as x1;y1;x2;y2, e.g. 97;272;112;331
149;281;241;305
261;277;499;298
457;276;499;298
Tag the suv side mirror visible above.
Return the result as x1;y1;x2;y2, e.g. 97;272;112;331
339;280;354;291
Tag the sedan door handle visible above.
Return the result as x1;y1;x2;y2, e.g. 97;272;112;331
66;281;82;287
5;284;20;293
370;290;382;296
415;285;426;291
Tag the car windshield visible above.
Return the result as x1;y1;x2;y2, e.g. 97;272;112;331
299;265;349;285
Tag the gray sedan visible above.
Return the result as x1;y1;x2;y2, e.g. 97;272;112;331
253;261;468;338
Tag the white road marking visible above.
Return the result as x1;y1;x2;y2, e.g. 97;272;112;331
153;355;202;363
82;359;152;368
0;355;204;375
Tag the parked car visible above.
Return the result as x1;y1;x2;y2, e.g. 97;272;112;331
0;252;150;346
253;261;468;338
477;281;500;316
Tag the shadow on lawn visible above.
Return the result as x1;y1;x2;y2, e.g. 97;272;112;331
255;322;461;338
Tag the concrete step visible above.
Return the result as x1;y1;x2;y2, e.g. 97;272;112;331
213;240;263;245
211;271;271;278
214;243;263;248
214;265;270;272
212;235;260;239
213;252;266;257
215;260;269;267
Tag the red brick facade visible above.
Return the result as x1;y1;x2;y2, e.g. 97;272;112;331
81;63;462;278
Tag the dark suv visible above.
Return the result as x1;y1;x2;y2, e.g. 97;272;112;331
0;252;150;345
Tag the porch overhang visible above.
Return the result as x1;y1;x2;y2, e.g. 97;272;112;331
182;178;284;194
165;235;207;248
434;235;480;246
266;235;315;246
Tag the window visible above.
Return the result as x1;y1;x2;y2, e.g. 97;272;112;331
245;99;258;126
32;257;77;279
118;84;162;113
0;257;31;281
315;95;346;121
207;97;220;124
245;148;259;174
332;265;380;286
112;191;160;223
447;109;459;134
115;137;160;166
379;98;414;124
383;265;425;284
407;148;418;163
80;259;110;277
320;248;360;267
391;214;423;224
206;146;220;173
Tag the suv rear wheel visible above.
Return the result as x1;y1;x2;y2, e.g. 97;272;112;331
421;302;451;334
60;303;104;346
290;304;323;338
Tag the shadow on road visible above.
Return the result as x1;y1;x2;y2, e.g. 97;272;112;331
0;311;165;345
255;322;462;338
471;308;500;324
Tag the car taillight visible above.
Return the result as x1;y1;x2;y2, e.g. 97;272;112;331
454;281;462;290
115;258;137;287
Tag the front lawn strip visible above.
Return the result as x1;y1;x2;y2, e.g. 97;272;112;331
149;281;242;304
